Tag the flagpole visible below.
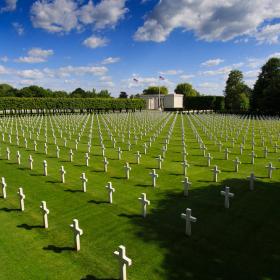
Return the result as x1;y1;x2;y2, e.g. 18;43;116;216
158;82;161;110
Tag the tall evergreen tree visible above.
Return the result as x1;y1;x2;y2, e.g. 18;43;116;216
251;57;280;114
224;70;251;111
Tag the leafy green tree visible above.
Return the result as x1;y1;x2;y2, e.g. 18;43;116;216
0;84;15;97
70;88;86;98
224;70;251;111
119;91;128;98
143;86;168;95
251;57;280;114
97;90;111;98
175;83;199;97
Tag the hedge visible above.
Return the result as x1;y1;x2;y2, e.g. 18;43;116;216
0;98;146;112
184;96;225;111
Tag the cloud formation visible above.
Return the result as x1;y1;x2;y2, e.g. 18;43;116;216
31;0;128;33
83;35;108;49
134;0;280;43
16;48;54;63
201;59;224;67
0;0;17;12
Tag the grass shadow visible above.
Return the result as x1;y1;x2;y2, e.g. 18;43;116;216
118;213;141;219
88;199;108;205
64;189;83;193
81;276;116;280
124;178;280;279
17;223;44;230
0;207;19;212
43;245;75;253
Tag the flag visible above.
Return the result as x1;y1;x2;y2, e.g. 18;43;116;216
159;75;165;80
133;78;139;82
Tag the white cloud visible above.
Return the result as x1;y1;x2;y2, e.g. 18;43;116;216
83;35;108;48
16;48;54;64
159;69;183;75
202;66;232;76
0;56;9;63
134;0;280;43
0;0;17;12
79;0;128;30
31;0;128;34
102;57;120;64
201;58;224;67
31;0;79;33
58;65;108;77
12;22;24;36
0;65;10;75
180;74;194;80
17;69;45;80
256;23;280;44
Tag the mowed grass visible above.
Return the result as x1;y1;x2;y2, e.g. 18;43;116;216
0;112;279;280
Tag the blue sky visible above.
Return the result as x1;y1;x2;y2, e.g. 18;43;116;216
0;0;280;96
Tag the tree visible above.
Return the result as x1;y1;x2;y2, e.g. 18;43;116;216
119;91;128;98
175;83;199;97
0;84;14;97
251;57;280;114
143;86;168;95
97;90;111;98
224;70;251;111
70;88;86;98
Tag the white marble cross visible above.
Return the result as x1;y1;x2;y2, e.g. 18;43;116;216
69;149;74;162
247;172;256;190
56;146;60;158
70;219;83;251
224;148;230;160
85;153;90;166
118;147;122;160
206;153;213;167
157;155;163;169
181;208;197;236
182;177;191;196
106;182;115;203
135;151;141;164
16;151;21;165
40;201;50;228
60;166;66;183
221;186;234;208
27;155;33;170
43;160;48;176
138;193;150;217
80;173;88;192
240;144;244;155
217;141;223;152
1;177;7;199
103;157;109;172
266;162;276;179
124;162;131;179
211;165;221;182
263;146;268;158
249;151;257;164
18;187;25;211
181;160;190;176
6;147;10;160
149;169;158;187
34;141;37;151
44;143;48;155
201;144;207;157
143;143;147;155
114;245;132;280
233;157;241;172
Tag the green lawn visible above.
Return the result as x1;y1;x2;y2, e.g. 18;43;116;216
0;112;279;280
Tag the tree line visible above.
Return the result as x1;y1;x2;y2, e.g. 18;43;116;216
224;57;280;114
